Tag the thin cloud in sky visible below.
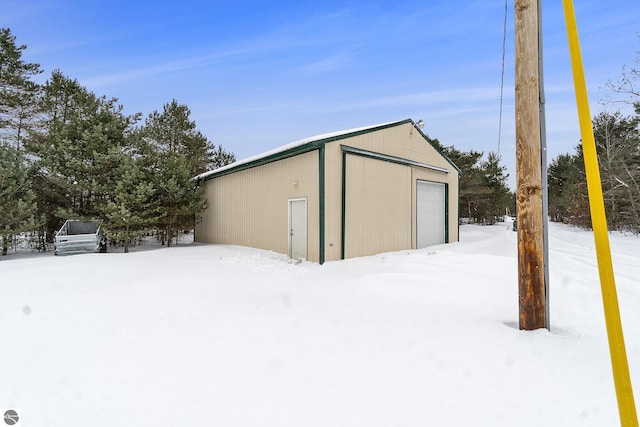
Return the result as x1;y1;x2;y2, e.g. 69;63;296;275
81;34;329;87
198;101;304;118
3;1;54;23
325;87;506;112
79;11;367;89
26;36;125;58
298;51;352;74
198;86;509;128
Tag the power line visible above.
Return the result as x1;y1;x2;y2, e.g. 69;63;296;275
498;0;508;156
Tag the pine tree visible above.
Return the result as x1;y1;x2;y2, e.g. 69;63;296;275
30;71;139;233
151;152;205;246
479;152;511;224
441;146;488;223
0;144;41;255
103;143;157;253
440;146;512;224
0;28;42;150
548;152;584;222
143;100;213;245
209;144;236;169
0;28;44;252
144;99;213;176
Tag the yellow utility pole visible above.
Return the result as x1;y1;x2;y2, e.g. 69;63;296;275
562;1;638;425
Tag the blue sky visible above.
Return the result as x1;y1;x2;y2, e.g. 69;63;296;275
5;1;640;188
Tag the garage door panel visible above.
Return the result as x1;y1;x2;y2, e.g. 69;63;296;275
417;180;446;248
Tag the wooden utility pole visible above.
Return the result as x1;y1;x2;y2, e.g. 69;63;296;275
515;0;547;330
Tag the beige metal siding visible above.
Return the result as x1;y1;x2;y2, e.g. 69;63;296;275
195;150;320;262
322;121;459;261
339;122;454;172
344;155;411;258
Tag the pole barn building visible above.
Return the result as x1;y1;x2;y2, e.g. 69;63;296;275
194;119;460;264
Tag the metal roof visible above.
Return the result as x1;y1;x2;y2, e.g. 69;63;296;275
195;119;460;182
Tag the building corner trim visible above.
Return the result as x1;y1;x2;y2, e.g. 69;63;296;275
319;146;325;265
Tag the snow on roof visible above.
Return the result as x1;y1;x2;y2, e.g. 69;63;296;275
194;119;411;181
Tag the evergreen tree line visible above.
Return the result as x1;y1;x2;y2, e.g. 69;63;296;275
548;50;640;233
0;28;235;254
548;110;640;232
431;140;514;225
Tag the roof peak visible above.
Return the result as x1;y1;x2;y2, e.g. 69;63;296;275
195;119;416;181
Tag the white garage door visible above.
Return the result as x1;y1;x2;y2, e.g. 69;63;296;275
417;180;446;248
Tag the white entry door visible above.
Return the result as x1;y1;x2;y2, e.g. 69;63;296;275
417;181;446;248
288;199;307;261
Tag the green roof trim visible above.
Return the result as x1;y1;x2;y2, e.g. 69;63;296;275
195;119;460;182
196;140;325;181
341;145;451;174
412;123;463;176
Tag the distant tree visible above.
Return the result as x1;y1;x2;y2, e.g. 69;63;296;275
144;100;213;176
209;144;236;170
0;28;42;150
607;47;640;114
566;181;592;229
441;146;488;223
548;112;640;232
153;152;206;246
547;152;584;222
27;71;140;238
103;140;158;253
143;100;212;245
440;145;512;224
479;152;511;224
28;167;68;248
592;111;640;232
550;45;640;232
0;28;44;252
0;144;41;255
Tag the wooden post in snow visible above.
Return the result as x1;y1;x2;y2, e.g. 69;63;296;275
515;0;547;330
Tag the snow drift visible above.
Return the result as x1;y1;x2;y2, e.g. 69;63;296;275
1;221;639;426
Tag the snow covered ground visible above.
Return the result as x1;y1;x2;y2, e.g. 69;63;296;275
1;221;639;426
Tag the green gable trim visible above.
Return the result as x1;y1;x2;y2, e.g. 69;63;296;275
196;119;421;182
309;119;413;145
195;119;460;183
197;141;325;182
413;123;463;176
341;145;451;174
